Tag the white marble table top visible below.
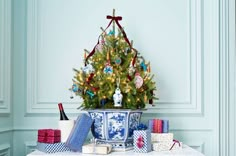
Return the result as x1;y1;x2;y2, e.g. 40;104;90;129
27;145;205;156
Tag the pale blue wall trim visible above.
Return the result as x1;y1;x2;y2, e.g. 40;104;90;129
0;128;12;134
26;0;204;115
228;0;235;155
0;0;11;114
0;144;10;156
219;0;234;156
25;141;37;155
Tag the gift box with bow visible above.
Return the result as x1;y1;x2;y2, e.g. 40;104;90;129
151;133;173;143
152;139;182;152
133;129;152;153
82;143;112;155
37;129;61;144
37;142;72;153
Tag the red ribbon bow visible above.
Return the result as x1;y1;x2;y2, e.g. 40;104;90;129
169;139;181;150
137;136;144;149
85;14;137;67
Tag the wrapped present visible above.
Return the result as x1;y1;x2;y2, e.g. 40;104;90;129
153;119;163;133
148;119;153;132
37;142;72;153
37;129;61;143
82;143;112;155
162;120;169;133
133;130;152;153
152;140;182;152
66;113;93;152
38;136;61;143
151;133;173;143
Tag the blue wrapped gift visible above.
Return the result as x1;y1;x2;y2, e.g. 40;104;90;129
133;130;152;153
37;142;72;153
66;113;93;152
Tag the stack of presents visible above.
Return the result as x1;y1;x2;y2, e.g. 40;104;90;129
36;114;182;154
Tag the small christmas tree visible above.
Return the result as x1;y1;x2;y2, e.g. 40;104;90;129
71;10;157;109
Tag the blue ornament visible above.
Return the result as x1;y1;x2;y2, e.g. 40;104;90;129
108;30;115;35
115;57;122;65
100;99;107;107
140;61;147;71
103;64;113;74
72;84;79;92
86;90;95;98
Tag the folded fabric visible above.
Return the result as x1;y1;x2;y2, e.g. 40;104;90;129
82;143;112;155
66;113;93;152
37;142;71;153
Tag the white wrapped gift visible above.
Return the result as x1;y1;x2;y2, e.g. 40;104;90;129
151;133;173;142
82;143;112;155
152;140;182;152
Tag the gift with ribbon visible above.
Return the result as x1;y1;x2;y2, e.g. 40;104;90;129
66;113;93;152
82;143;112;154
151;133;174;143
37;129;61;144
133;123;152;153
152;139;182;152
37;142;72;153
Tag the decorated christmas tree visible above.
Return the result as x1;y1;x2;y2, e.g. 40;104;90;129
71;10;157;109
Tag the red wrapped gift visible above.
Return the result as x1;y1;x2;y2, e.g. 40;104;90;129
38;129;61;143
153;119;163;133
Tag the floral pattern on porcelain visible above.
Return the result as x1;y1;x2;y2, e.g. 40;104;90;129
89;112;105;139
107;112;127;140
128;112;142;138
87;109;143;151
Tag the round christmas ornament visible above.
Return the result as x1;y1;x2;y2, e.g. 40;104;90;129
96;38;105;51
114;56;122;65
82;64;94;74
128;64;135;76
103;63;113;74
134;72;143;89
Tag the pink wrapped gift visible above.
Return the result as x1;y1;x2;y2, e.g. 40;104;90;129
38;129;61;143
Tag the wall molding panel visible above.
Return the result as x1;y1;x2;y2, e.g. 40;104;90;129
0;0;11;114
152;0;204;115
25;142;36;155
0;144;10;156
219;0;235;156
26;0;204;115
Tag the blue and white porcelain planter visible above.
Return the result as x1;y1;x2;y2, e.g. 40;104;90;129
87;109;143;151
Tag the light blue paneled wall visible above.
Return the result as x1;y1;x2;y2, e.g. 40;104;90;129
0;0;13;155
0;0;231;155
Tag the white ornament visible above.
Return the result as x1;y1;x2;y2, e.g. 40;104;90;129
128;64;135;76
113;87;123;107
103;63;113;74
82;64;94;74
134;73;143;88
